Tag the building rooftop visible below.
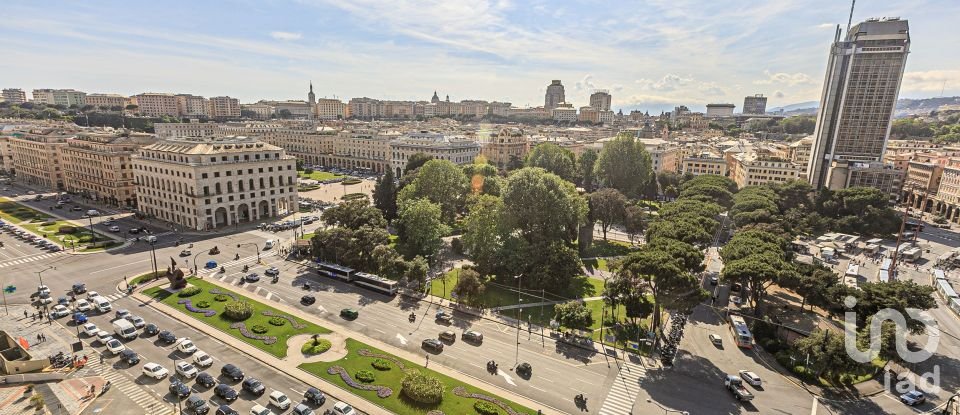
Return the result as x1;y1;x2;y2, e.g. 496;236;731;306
143;136;283;155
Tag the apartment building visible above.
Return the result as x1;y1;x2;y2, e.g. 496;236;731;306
743;94;767;115
552;106;577;122
730;152;805;188
390;131;480;177
60;131;157;207
133;136;297;230
316;98;347;120
682;154;729;177
324;129;391;173
828;160;903;202
175;94;208;117
481;127;528;170
209;96;241;118
135;93;180;117
31;89;86;107
639;138;680;173
8;128;72;189
0;136;15;173
706;104;736;118
155;122;222;139
902;158;946;210
84;94;129;109
788;136;813;169
589;90;612;112
2;89;27;105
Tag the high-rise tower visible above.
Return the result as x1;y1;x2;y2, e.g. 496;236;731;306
807;17;910;190
307;81;316;105
544;80;565;110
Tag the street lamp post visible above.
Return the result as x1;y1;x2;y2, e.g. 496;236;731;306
513;274;522;369
236;243;261;263
37;266;56;289
172;358;183;414
192;251;205;275
646;399;689;415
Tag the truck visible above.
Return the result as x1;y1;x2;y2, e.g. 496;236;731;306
112;319;138;340
724;374;754;401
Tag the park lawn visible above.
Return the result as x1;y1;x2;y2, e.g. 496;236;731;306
580;239;635;258
582;257;609;273
298;170;343;181
430;269;545;309
20;220;109;247
78;241;121;252
299;338;538;415
299;232;315;241
0;198;53;224
144;277;330;358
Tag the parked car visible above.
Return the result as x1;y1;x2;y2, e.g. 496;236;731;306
462;330;483;343
158;330;177;344
75;299;93;312
95;330;113;344
300;295;316;305
115;309;131;320
73;312;88;324
196;372;216;388
216;405;239;415
142;362;169;379
214;384;239;402
303;387;326;406
126;315;146;329
169;379;192;399
709;334;723;346
900;390;926;406
176;361;199;378
220;364;244;382
193;350;214;367
421;338;443;352
291;403;315;415
242;377;266;396
739;370;762;387
185;395;211;415
328;402;354;415
82;323;99;337
249;404;273;415
72;282;86;293
177;338;198;354
49;305;70;319
119;349;140;366
86;291;100;299
143;323;160;336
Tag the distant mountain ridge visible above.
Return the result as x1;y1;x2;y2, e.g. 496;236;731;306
770;96;960;118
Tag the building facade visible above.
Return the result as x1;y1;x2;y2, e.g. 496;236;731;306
135;93;181;117
481;127;528;170
743;94;768;115
133;137;297;230
176;94;209;117
639;138;680;173
706;104;736;118
390;132;480;177
316;98;347;120
682;154;729;177
807;18;910;190
60;131;156;207
2;89;27;105
589;90;612;111
8;128;71;189
731;152;805;188
209;96;241;118
84;94;129;109
155;122;222;139
544;80;565;110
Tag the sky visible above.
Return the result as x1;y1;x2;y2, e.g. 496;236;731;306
2;0;959;113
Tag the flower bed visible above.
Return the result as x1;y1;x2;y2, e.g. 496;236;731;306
209;288;238;301
229;322;277;345
214;294;230;302
196;301;211;308
261;310;307;328
401;370;444;404
357;349;407;370
452;387;524;415
251;324;269;334
177;299;217;317
268;317;287;327
355;370;376;383
327;366;392;398
474;401;502;415
301;339;331;355
371;358;391;371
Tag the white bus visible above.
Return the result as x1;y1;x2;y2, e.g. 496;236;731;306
353;272;398;296
317;262;355;282
728;314;753;349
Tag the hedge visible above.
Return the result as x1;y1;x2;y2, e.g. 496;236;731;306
474;401;502;415
223;301;254;321
401;370;444;404
268;316;287;327
178;286;202;298
355;370;376;383
371;358;391;371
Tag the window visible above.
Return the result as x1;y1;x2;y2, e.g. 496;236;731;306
202;173;208;179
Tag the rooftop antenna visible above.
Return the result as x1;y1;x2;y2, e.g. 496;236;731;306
845;0;856;35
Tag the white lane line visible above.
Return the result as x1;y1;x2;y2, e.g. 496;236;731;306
90;258;152;274
810;396;818;415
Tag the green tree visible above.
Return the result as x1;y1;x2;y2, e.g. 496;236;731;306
622;205;646;245
794;329;862;380
501;167;588;244
372;169;398;220
553;301;593;331
852;280;936;333
526;143;576;181
404;152;433;174
615;247;707;333
589;188;628;240
404;256;430;290
603;272;654;324
461;195;505;275
646;237;705;274
371;245;406;280
681;174;737;194
578;149;599;192
397;159;468;224
596;133;654;198
452;269;485;306
770;180;813;212
311;227;389;272
321;199;387;230
506;155;524;171
645;214;716;247
396;198;449;261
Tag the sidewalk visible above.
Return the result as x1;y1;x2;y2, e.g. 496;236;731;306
488;296;604;312
132;277;563;415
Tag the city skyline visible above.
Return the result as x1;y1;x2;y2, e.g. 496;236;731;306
1;1;959;113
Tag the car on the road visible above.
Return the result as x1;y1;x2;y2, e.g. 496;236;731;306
193;350;214;367
95;330;113;344
438;330;456;343
158;330;177;344
300;295;316;305
215;405;239;415
435;310;453;323
516;362;532;378
249;404;273;415
82;323;99;337
177;338;198;354
75;299;93;312
267;391;291;411
220;364;244;382
143;323;160;336
119;349;140;366
128;228;140;234
38;296;53;305
169;379;192;399
421;338;443;352
109;225;121;232
180;249;192;257
241;377;266;396
738;370;762;387
126;315;146;329
49;305;70;319
724;374;754;401
709;334;723;346
243;273;260;283
196;372;216;388
105;338;126;355
86;291;100;299
291;403;315;415
214;384;240;402
900;390;926;406
73;312;88;324
142;362;169;379
115;309;131;320
303;387;326;406
185;395;211;415
339;308;358;319
72;282;86;294
328;402;355;415
264;267;280;276
57;296;69;306
462;330;483;343
72;206;82;211
176;361;199;378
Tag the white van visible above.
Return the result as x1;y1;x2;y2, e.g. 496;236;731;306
264;240;274;250
92;296;112;313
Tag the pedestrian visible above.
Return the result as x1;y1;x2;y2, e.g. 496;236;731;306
41;333;46;342
37;334;41;343
23;310;27;319
89;384;95;397
425;355;429;367
99;354;104;364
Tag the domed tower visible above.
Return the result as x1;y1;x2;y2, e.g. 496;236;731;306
431;91;440;104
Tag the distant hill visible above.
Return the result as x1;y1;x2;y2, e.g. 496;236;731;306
769;96;960;118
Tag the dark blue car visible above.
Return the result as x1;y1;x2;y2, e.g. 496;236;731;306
73;312;88;324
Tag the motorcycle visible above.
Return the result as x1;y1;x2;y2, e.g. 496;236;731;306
235;253;240;260
242;265;249;272
220;266;226;273
486;360;498;373
409;313;416;322
272;275;279;283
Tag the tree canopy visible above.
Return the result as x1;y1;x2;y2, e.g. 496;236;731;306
501;167;587;244
526;143;576;181
596;133;654;198
397;159;469;224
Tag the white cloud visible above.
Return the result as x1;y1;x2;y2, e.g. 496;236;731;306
635;74;693;92
902;70;960;93
754;70;814;86
575;74;596;91
774;90;785;98
270;31;302;41
817;23;835;29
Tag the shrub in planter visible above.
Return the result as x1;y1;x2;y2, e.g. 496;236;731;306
223;301;254;321
355;370;376;383
58;226;77;234
251;324;269;334
301;339;331;355
196;301;211;308
400;370;444;404
268;316;287;327
178;286;202;297
342;178;362;185
214;294;230;302
371;358;391;371
474;401;502;415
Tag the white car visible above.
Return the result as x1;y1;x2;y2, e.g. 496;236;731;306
175;361;198;378
268;390;291;410
176;338;197;354
739;370;762;387
250;404;274;415
75;299;93;312
95;330;113;344
109;225;121;232
141;362;169;379
329;402;354;415
105;338;126;355
50;304;70;319
37;284;50;296
192;350;213;367
87;291;100;299
82;323;99;337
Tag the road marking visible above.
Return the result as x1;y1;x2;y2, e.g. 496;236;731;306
496;369;516;386
89;258;151;274
811;396;818;415
373;328;385;334
395;334;408;345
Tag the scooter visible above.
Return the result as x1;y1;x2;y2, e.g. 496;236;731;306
272;275;279;283
220;266;226;273
409;312;416;322
235;253;240;260
242;265;249;273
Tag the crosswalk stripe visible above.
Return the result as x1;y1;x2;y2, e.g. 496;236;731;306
598;360;646;415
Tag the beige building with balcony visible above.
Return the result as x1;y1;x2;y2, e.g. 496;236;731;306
60;131;157;207
481;127;528;170
133;136;297;230
84;93;129;109
682;154;728;177
639;138;680;173
730;152;805;188
136;93;180;117
8;128;72;189
316;98;347;120
0;136;15;174
209;96;241;118
390;131;480;177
